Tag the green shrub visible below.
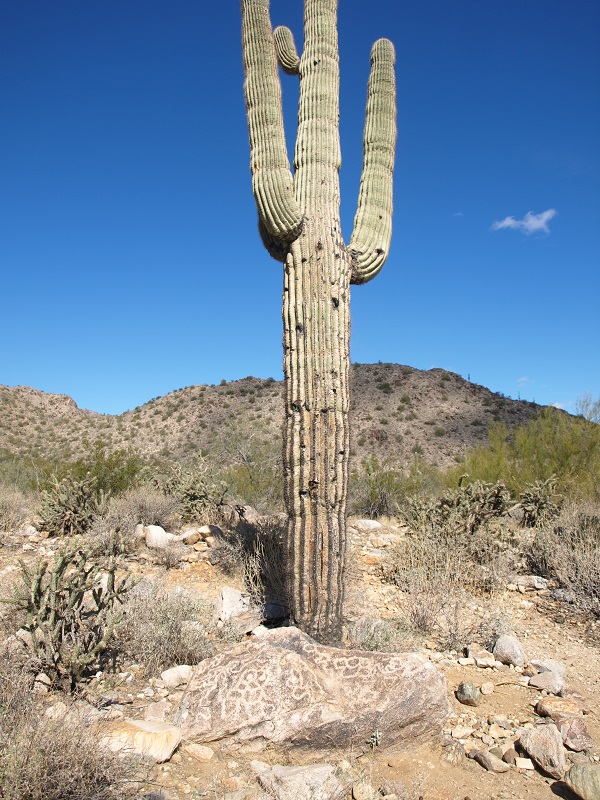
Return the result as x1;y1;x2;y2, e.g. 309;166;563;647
449;405;600;500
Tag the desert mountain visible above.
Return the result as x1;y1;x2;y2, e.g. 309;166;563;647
0;364;542;471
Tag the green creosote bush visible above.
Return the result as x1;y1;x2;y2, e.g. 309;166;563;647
37;474;104;537
66;442;148;498
3;541;136;691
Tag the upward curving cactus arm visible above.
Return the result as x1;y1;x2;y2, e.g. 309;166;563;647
349;38;397;284
242;0;304;242
274;26;301;74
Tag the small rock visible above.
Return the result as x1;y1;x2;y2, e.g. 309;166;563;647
354;520;383;532
182;531;201;545
493;634;526;667
472;750;511;773
160;665;193;689
444;740;465;765
379;780;408;799
456;681;482;707
480;682;495;695
530;658;566;678
214;586;252;622
32;672;52;694
529;670;564;695
559;717;594;752
452;725;475;739
536;696;583;720
519;723;567;779
144;525;180;549
466;645;496;669
489;724;513;739
515;757;535;770
183;743;214;762
502;748;518;765
353;781;377;800
255;763;343;800
144;700;173;722
512;575;548;590
102;719;181;763
565;764;600;800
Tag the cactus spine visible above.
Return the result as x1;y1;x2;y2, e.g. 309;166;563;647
241;0;396;641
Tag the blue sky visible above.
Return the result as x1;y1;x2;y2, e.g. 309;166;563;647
2;1;598;415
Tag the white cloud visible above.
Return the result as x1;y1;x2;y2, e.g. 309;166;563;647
492;208;557;235
517;376;532;385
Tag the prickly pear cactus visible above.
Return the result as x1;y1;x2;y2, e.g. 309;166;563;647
241;0;396;641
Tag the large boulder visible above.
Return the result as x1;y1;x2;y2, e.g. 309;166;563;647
175;627;449;751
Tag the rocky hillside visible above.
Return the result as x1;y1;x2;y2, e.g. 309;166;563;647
0;364;543;470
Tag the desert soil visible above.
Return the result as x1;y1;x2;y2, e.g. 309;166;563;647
1;518;598;800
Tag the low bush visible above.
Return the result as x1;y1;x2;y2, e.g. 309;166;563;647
116;585;216;677
525;502;600;617
347;616;419;653
0;648;137;800
0;485;33;532
89;485;181;554
399;479;510;536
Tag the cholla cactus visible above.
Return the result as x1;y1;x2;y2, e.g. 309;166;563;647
241;0;396;640
9;541;135;690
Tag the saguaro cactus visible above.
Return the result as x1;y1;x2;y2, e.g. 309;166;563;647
241;0;396;641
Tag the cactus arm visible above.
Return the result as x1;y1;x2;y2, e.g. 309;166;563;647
349;38;397;285
274;26;301;75
242;0;304;242
258;217;290;262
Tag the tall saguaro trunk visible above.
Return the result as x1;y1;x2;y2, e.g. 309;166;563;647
241;0;396;642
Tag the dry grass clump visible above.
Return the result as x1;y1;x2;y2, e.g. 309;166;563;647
0;648;137;800
116;584;216;677
347;616;420;653
89;485;181;554
0;485;33;532
384;513;514;650
526;501;600;617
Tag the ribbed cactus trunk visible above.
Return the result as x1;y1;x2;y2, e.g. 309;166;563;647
241;0;396;642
